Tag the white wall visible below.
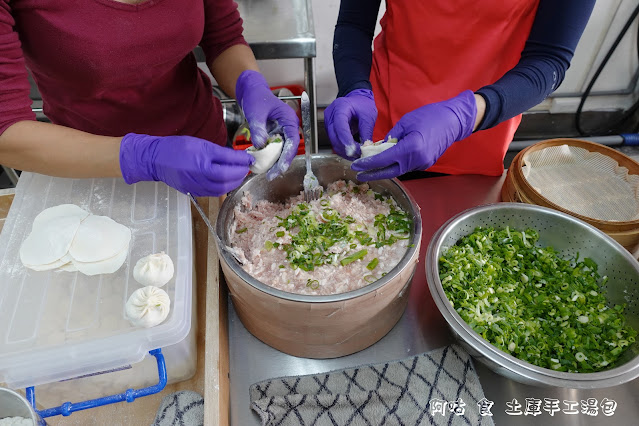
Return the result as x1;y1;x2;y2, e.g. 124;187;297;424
257;0;638;112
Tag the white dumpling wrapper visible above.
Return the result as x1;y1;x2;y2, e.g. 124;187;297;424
247;138;284;174
125;286;171;328
360;138;398;159
72;243;129;276
20;215;84;267
69;214;131;262
24;253;73;272
32;204;89;230
133;252;175;287
58;262;78;272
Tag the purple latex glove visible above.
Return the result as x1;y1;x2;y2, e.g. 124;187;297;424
324;89;377;160
235;70;300;181
119;133;254;197
351;90;477;181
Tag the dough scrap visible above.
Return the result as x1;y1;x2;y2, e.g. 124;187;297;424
133;252;174;287
125;286;171;328
69;214;131;263
247;135;284;174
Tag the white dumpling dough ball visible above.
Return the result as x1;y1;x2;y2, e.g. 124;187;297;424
247;136;284;174
125;286;171;328
133;252;174;287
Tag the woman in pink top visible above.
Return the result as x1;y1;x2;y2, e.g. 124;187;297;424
0;0;299;196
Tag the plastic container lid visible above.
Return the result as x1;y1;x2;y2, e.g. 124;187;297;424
0;173;192;388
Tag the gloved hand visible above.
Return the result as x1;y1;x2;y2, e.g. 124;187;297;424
235;70;300;180
351;90;477;181
324;89;377;160
119;133;254;197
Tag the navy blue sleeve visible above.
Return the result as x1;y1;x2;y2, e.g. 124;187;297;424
333;0;381;97
476;0;595;130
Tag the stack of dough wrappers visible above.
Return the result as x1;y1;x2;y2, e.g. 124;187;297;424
522;145;639;222
19;204;131;275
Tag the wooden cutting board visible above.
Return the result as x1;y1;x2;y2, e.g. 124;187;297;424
0;192;229;426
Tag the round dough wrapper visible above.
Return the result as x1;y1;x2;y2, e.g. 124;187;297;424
58;262;78;273
24;253;73;272
247;140;284;174
360;140;397;158
32;204;89;230
20;215;85;267
72;243;129;276
125;286;171;328
69;215;131;262
133;252;175;287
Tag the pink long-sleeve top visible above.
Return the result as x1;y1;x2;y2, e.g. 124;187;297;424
0;0;248;143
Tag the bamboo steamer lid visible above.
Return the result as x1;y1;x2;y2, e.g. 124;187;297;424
502;138;639;253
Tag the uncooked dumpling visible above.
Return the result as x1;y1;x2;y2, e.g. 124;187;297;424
72;243;129;276
360;137;398;158
69;215;131;263
125;286;171;328
133;252;174;287
247;135;284;174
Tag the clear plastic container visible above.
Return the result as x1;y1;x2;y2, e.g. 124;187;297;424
0;173;195;404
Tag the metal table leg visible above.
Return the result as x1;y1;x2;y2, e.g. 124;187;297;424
1;166;19;186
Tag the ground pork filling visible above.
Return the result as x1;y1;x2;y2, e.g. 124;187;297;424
229;180;412;295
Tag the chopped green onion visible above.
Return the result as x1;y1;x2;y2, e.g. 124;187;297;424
306;279;320;289
367;258;379;270
340;249;368;266
364;275;377;283
276;231;285;238
235;227;248;234
264;240;274;251
439;226;637;373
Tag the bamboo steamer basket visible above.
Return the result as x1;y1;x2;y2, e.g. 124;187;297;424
502;138;639;253
215;154;423;358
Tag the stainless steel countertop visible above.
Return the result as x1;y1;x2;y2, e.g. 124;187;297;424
228;173;639;426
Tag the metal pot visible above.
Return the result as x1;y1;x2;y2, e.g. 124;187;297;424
215;154;423;358
427;202;639;388
0;387;46;425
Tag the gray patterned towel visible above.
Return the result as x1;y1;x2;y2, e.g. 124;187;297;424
250;345;494;426
152;390;204;426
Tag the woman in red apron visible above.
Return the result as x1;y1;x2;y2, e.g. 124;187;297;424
325;0;595;180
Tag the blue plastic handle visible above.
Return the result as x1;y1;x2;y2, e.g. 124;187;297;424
25;348;167;418
622;133;639;146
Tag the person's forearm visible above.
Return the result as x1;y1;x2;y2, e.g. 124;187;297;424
0;120;122;178
473;94;486;132
208;44;259;98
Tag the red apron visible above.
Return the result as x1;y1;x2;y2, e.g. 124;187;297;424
371;0;540;176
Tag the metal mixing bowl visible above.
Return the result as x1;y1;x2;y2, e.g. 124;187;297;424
426;202;639;388
215;154;423;358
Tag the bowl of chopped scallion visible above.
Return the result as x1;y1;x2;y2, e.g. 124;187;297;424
427;202;639;388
